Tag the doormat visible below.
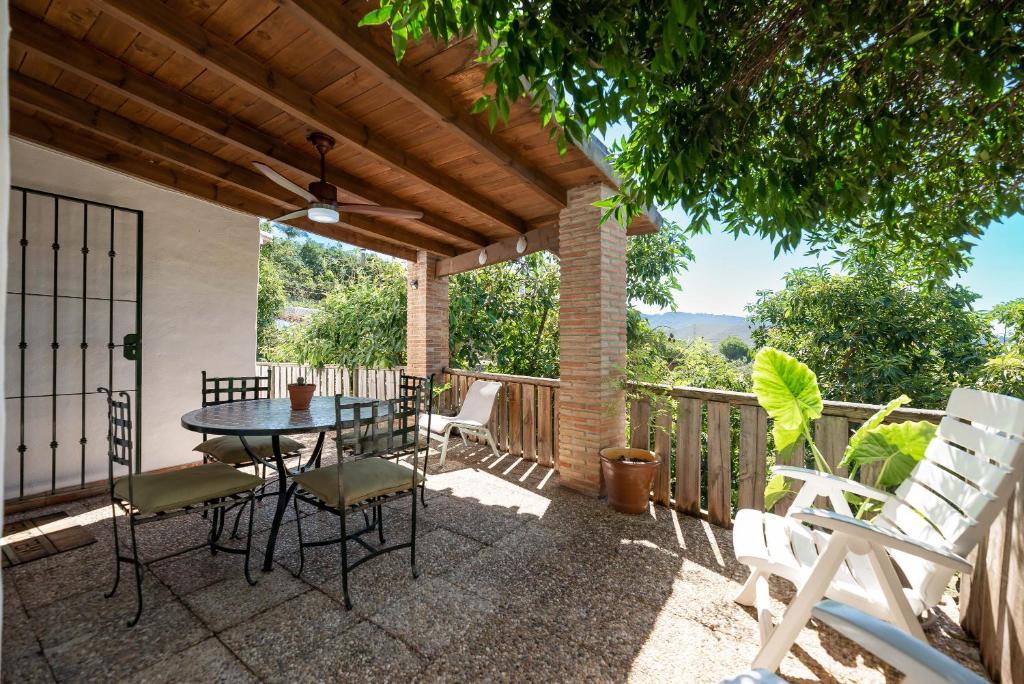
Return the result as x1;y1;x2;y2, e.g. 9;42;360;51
2;511;97;567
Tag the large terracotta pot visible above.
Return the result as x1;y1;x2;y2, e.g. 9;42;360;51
287;383;315;410
600;447;660;515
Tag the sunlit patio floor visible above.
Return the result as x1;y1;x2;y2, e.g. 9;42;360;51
2;440;988;683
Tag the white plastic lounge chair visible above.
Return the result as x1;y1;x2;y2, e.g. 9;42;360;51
720;600;987;684
426;380;502;466
733;388;1024;671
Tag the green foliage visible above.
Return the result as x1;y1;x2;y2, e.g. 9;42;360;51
256;255;286;360
841;420;937;488
747;262;992;409
844;395;911;455
980;299;1024;397
719;335;751;362
752;348;822;458
365;1;1024;279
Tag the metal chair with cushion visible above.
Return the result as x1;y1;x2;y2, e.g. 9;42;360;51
291;393;423;609
395;373;433;506
100;387;261;627
193;371;304;468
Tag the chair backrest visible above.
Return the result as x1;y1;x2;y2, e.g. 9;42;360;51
400;373;433;445
333;396;419;503
877;388;1024;604
201;371;271;407
455;380;501;425
99;387;134;492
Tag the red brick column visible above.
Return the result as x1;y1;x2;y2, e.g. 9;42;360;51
557;184;627;496
406;250;449;381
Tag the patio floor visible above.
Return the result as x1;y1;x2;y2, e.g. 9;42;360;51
3;439;988;683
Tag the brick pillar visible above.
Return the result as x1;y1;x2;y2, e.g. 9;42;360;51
406;250;449;381
557;184;627;496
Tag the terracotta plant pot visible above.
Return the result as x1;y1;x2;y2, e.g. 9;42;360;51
600;447;660;515
287;383;315;410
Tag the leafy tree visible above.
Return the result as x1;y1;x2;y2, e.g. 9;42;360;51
719;335;751;362
978;298;1024;397
256;255;286;360
747;262;993;409
364;1;1024;278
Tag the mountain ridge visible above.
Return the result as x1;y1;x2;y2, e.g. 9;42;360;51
641;311;752;346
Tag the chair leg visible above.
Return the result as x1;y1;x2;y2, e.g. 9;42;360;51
484;429;500;458
377;504;386;545
230;498;247;539
419;443;430;508
459;430;468;447
339;512;352;610
105;501;122;599
243;493;257;586
866;544;928;641
439;428;452;468
751;534;850;671
292;495;305;578
735;568;765;606
127;514;144;628
411;489;419;579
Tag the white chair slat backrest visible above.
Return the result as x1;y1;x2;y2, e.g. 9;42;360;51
456;380;502;425
877;388;1024;606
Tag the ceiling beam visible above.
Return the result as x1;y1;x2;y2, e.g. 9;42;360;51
435;225;559;277
10;73;457;257
11;109;418;261
9;7;488;249
279;0;567;210
92;0;529;235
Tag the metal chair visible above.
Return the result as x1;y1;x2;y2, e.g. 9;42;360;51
397;373;433;506
291;393;423;609
194;371;304;469
100;387;261;627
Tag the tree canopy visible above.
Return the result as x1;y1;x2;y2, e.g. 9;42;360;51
365;1;1023;279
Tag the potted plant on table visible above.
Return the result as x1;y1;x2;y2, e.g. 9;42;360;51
287;376;315;411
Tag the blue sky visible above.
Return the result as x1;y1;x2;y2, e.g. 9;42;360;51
637;210;1024;317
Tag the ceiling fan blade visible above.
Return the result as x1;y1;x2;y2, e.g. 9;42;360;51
252;161;317;203
270;209;309;222
337;204;423;220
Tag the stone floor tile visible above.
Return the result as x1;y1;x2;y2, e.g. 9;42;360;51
368;576;497;657
125;637;257;684
181;564;310;632
1;650;55;683
149;545;265;598
416;494;529;545
43;600;209;682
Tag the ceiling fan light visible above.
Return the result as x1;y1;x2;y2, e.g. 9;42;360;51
308;205;339;223
516;236;527;254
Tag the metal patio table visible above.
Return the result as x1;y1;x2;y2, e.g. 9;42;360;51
181;396;388;571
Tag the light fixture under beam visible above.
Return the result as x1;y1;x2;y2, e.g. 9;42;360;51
516;236;527;254
478;249;488;266
308;203;340;223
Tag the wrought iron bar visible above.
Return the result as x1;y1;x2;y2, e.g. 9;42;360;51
51;196;59;492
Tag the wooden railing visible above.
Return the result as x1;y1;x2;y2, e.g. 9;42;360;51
440;368;559;467
255;362;405;400
625;382;945;528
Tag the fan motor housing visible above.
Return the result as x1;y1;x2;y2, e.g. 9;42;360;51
308;180;337;203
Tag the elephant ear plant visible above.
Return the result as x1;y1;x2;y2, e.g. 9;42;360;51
754;348;936;517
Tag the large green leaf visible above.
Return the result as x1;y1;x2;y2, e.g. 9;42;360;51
843;421;937;490
764;474;793;510
840;394;911;470
752;348;823;430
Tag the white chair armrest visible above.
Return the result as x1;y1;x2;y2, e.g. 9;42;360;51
811;600;987;684
790;507;973;573
772;466;892;503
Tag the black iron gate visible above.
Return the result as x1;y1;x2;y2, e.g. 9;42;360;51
6;187;142;500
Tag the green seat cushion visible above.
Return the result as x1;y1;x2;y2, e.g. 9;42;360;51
113;463;263;514
194;435;303;465
293;457;420;508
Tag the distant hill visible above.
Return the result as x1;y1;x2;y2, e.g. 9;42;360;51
642;311;752;347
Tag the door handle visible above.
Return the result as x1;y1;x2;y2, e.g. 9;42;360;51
123;333;140;361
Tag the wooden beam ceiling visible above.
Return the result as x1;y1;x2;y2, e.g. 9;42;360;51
10;109;418;261
10;73;458;257
435;225;560;277
9;7;488;250
91;0;529;235
278;0;568;210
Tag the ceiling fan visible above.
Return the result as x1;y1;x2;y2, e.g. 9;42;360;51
254;132;423;224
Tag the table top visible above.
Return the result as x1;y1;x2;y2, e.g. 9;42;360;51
180;396;387;436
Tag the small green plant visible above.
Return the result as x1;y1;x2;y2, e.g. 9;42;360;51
294;376;306;385
753;348;936;515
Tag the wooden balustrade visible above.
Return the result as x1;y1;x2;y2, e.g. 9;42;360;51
440;368;559;467
625;382;945;528
255;362;405;400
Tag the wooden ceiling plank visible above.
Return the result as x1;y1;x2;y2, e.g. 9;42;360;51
279;0;567;210
435;225;559;277
11;108;418;261
11;74;458;257
10;7;488;248
92;0;530;234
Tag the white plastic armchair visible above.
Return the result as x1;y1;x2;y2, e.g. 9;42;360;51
720;600;987;684
425;380;502;466
732;388;1024;672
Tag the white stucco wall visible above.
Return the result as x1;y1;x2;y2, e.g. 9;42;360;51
6;139;258;497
